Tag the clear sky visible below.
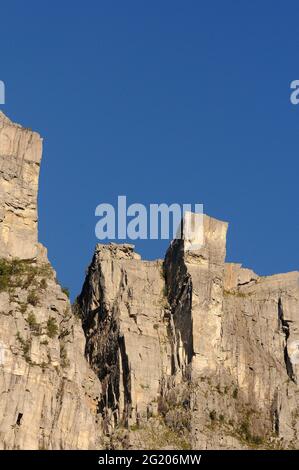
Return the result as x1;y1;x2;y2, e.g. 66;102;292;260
1;1;299;298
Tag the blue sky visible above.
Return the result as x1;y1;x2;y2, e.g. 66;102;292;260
1;1;299;297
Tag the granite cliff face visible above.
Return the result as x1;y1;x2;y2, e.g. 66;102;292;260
78;215;299;450
0;113;101;449
1;112;299;450
0;112;42;260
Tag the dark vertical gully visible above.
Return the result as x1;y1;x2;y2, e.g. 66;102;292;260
278;297;296;383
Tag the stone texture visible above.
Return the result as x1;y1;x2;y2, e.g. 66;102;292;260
1;111;299;450
77;243;171;432
0;113;101;449
0;112;42;260
78;215;299;450
0;249;102;449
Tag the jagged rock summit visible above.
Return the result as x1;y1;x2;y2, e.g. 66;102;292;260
1;112;299;450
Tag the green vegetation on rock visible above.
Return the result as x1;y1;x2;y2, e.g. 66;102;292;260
0;258;52;293
46;317;58;338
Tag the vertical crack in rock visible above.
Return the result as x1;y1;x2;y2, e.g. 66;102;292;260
271;390;280;436
274;409;280;436
278;297;296;383
78;246;142;431
118;334;132;426
16;413;23;427
164;238;194;377
82;299;122;430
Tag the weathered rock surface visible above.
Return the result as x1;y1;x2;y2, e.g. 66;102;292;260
0;254;102;449
77;243;171;432
1;111;299;450
0;112;42;260
78;215;299;450
0;113;101;449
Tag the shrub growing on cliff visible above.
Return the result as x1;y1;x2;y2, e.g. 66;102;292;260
46;317;58;338
0;259;14;291
27;312;40;334
16;332;31;363
27;290;39;306
0;258;52;292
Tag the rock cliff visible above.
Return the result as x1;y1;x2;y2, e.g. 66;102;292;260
0;112;41;259
0;113;101;449
1;112;299;450
77;216;299;450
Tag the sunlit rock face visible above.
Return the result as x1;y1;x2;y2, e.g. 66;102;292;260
1;111;299;450
0;113;102;450
79;215;299;450
0;111;42;259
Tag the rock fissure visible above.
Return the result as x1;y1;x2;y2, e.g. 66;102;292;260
278;297;296;383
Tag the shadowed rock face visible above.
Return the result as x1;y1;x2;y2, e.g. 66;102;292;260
1;112;299;449
77;243;171;432
0;112;42;259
